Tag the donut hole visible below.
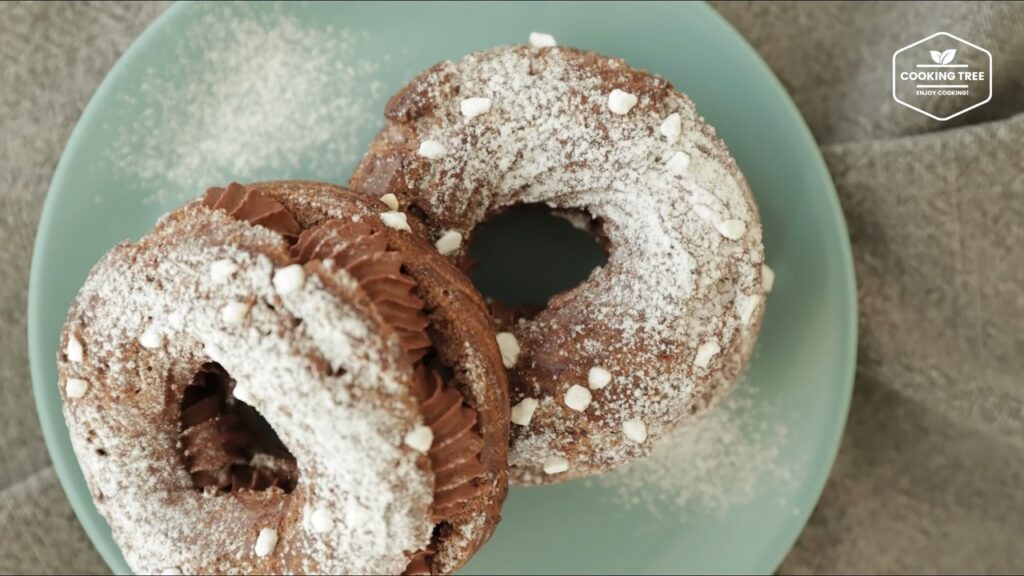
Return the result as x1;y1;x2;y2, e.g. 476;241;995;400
466;205;608;312
178;362;299;495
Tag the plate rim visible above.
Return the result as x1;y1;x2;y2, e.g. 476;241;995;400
27;2;858;574
28;3;197;574
698;4;859;572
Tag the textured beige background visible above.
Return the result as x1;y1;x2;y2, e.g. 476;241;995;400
1;2;1022;574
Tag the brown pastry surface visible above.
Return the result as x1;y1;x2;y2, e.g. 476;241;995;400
58;181;508;575
350;45;767;484
257;180;510;573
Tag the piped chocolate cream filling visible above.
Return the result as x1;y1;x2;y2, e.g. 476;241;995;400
203;182;303;240
291;219;432;364
179;362;299;493
293;218;488;575
197;184;487;574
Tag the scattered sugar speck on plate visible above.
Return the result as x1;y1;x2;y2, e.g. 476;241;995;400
109;4;387;205
591;385;796;518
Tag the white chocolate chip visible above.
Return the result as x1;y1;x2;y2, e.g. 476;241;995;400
738;294;762;325
622;418;648;444
435;230;463;255
715;219;747;240
694;341;722;368
273;264;306;296
310;507;334;533
222;300;250;325
417;140;447;159
65;378;89;399
460;97;492;119
608;89;638;115
66;335;84;363
663;148;688;174
138;325;164;349
763;264;775;293
510;397;539;426
588;366;612;389
660;112;682;143
160;569;182;576
404;424;434;453
380;211;411;232
564;384;592;412
210;258;239;284
379;193;399;211
665;151;690;176
496;332;520;368
254;527;278;557
542;455;569;475
528;32;557;48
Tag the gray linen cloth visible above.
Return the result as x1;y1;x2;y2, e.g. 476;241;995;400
1;2;1021;574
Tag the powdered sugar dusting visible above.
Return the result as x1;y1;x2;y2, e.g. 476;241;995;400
432;512;488;574
593;387;793;515
359;46;766;481
110;4;385;205
58;204;433;574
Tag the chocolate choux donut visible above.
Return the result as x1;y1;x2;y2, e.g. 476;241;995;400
350;44;767;484
57;181;508;574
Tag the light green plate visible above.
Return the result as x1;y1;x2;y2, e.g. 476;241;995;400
28;2;857;574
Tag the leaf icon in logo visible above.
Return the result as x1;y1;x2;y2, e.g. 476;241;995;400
940;49;957;64
930;50;944;64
